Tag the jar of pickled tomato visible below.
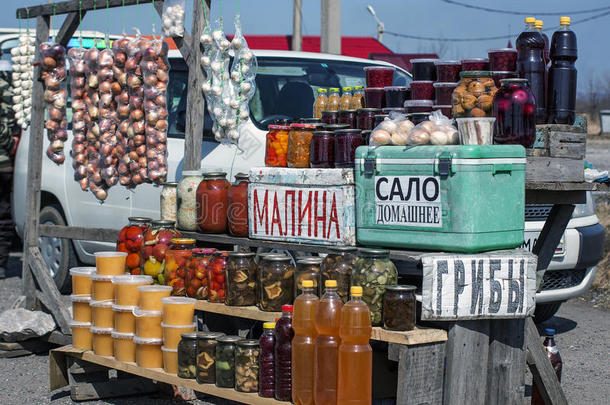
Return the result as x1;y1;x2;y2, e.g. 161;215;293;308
196;172;230;234
264;125;290;167
186;248;216;299
164;238;195;296
227;173;249;237
116;217;152;274
208;251;229;303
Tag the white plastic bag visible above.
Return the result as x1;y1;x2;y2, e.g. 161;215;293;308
40;42;67;164
162;0;186;38
369;111;414;146
68;47;89;191
407;110;459;145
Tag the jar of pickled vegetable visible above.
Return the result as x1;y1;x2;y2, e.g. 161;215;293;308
177;332;198;379
227;173;249;237
258;322;276;397
321;246;357;303
186;248;216;299
117;217;152;275
177;171;203;231
287;123;314;168
215;335;242;388
235;340;260;393
383;285;416;331
260;255;294;312
226;252;257;306
256;253;284;307
141;220;181;284
309;131;335;168
334;129;363;168
351;248;398;326
164;238;195;296
452;71;497;118
196;331;225;384
265;125;290;167
295;258;322;297
208;251;229;303
160;182;178;222
196;172;230;234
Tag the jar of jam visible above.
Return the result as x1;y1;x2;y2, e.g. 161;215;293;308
320;246;357;303
383;285;417;331
338;110;357;128
404;100;434;114
164;238;195;296
384;86;410;108
309;131;335;168
226;252;257;306
227;173;249;237
177;171;203;231
334;129;363;168
434;82;458;105
235;339;260;393
141;220;181;284
160;182;177;222
356;108;381;131
287;123;314;168
186;248;216;299
364;87;385;109
488;48;518;72
117;217;151;275
434;60;461;82
208;251;229;303
196;171;230;234
493;78;536;147
410;58;438;81
177;332;198;379
452;71;497;118
260;255;294;312
410;81;435;100
196;331;225;384
461;58;490;71
320;110;338;125
295;258;322;297
363;66;394;87
215;335;243;388
265;125;290;167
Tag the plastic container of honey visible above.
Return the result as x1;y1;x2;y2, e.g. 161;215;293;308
134;336;163;368
138;285;172;311
70;267;95;295
91;326;114;356
134;308;163;338
112;331;136;362
161;297;196;326
161;346;178;374
70;320;93;350
113;304;137;333
90;274;115;301
90;300;114;328
112;275;153;307
95;251;128;275
161;322;196;349
70;295;92;323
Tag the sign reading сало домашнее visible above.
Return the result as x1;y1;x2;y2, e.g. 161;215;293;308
421;251;537;320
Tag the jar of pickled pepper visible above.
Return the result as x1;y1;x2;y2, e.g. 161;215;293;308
264;125;290;167
227;173;249;237
186;248;216;299
196;171;230;234
141;220;182;284
208;251;229;303
116;217;152;275
164;238;195;296
287;123;315;168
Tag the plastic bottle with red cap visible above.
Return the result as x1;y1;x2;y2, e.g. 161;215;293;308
274;304;294;401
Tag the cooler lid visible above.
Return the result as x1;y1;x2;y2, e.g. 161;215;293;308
355;145;526;162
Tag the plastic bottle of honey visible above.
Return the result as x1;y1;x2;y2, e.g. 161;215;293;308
337;286;372;405
350;86;365;110
313;88;328;118
339;87;353;111
292;280;319;405
327;88;340;112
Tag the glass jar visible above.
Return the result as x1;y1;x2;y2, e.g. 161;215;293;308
410;58;438;81
452;71;497;118
160;182;178;222
260;255;294;312
363;66;395;87
265;124;290;167
196;172;230;234
309;131;335;168
461;58;490;71
491;71;518;88
226;252;257;306
287;123;315;168
361;130;371;145
338;109;357;128
176;171;203;231
186;248;216;299
321;246;357;303
295;258;322;297
196;331;225;384
434;60;461;82
334;129;363;168
215;335;243;388
256;253;284;307
356;108;381;131
141;220;181;284
327;88;340;112
404;100;434;114
352;248;398;326
408;112;430;125
177;332;198;379
374;114;389;127
493;78;536;147
228;173;249;237
320;110;338;125
235;340;260;393
116;217;151;275
383;285;417;331
364;87;385;109
208;251;229;303
350;86;365;110
164;238;195;296
384;86;410;108
258;322;275;397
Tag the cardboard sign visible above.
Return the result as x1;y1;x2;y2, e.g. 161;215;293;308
421;251;537;320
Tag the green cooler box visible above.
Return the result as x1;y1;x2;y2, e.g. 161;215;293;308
354;145;526;253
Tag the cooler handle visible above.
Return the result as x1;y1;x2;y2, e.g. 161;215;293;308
492;163;513;175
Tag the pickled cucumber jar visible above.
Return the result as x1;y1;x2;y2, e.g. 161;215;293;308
260;256;294;312
321;246;357;303
176;171;203;231
196;331;225;384
351;248;398;326
235;339;260;393
295;258;322;297
226;252;257;306
177;332;198;379
215;335;243;388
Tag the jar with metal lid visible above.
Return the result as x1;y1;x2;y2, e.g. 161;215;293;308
186;248;216;299
260;255;295;312
356;108;381;131
235;339;260;393
321;246;357;303
334;129;363;168
141;220;181;284
215;335;243;388
383;285;417;331
160;182;178;222
452;71;497;118
177;332;198;379
323;123;349;132
196;171;230;233
208;251;229;303
352;248;398;326
177;171;203;231
338;109;357;128
321;110;338;125
287;124;315;168
384;86;410;108
493;78;536;147
309;131;335;168
164;238;195;296
256;253;284;307
295;258;322;297
226;252;257;306
265;124;290;167
227;173;249;237
116;217;152;275
196;331;225;384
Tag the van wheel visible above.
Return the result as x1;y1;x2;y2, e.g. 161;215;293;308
534;302;562;323
38;205;78;293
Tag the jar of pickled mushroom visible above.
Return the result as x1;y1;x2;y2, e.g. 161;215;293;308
235;339;260;393
116;217;151;275
260;255;294;312
287;123;315;168
227;173;249;237
177;332;198;379
186;248;216;299
141;220;181;284
177;171;203;231
452;71;497;118
215;335;243;388
196;331;225;384
196;171;230;234
160;182;178;222
265;124;290;167
320;246;357;303
295;258;322;297
208;251;229;303
164;238;195;296
383;285;417;331
309;130;335;168
256;253;284;307
225;252;257;306
334;128;363;168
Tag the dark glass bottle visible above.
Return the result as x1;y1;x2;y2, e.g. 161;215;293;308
274;305;294;401
532;328;563;404
547;17;577;124
516;17;547;124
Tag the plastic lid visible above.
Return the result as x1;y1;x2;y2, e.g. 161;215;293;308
405;100;434;107
432;105;452;108
133;336;163;345
217;335;244;343
455;117;496;123
500;78;529;86
364;87;385;92
132;308;163;317
161;346;178;352
525;17;536;24
138;285;172;292
385;285;417;292
325;280;337;288
89;273;115;282
488;48;517;53
181;331;198;340
410;58;438;63
90;299;114;308
69;320;92;328
313;130;334;137
492;71;518;74
363;65;395;71
282;304;294;312
433;82;458;88
237;339;259;347
384;86;408;90
461;58;489;63
434;60;460;65
181;170;202;176
70;294;92;303
161;322;196;329
263;322;276;329
351;286;363;296
94;251;127;258
535;20;543;29
161;296;197;305
342;86;352;91
335;129;362;135
329;87;340;92
560;16;570;25
112;304;137;312
460;70;492;78
170;238;196;245
317;88;327;93
90;326;114;335
111;331;135;339
301;280;314;288
112;275;153;285
545;328;556;335
411;80;434;85
354;85;364;90
69;267;96;276
297;257;323;264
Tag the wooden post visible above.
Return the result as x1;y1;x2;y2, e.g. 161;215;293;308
321;0;341;54
292;0;302;51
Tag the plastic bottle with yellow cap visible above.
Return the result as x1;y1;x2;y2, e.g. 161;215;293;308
535;20;550;63
517;14;547;123
548;16;578;124
259;322;277;397
339;87;353;111
313;88;328;118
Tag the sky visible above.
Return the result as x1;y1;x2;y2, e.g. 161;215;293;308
3;0;609;94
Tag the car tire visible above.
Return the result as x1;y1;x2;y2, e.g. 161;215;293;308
38;204;78;293
534;302;562;323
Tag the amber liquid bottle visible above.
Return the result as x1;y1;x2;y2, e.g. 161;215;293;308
314;280;343;405
337;286;372;405
292;280;319;405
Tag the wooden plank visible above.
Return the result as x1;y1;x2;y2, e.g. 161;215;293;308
196;301;280;322
40;224;119;242
443;320;490;405
486;319;526;405
17;0;157;18
394;343;445;405
525;318;568;405
49;346;70;391
526;156;584;183
549;132;586;159
525;181;593;191
55;11;85;47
